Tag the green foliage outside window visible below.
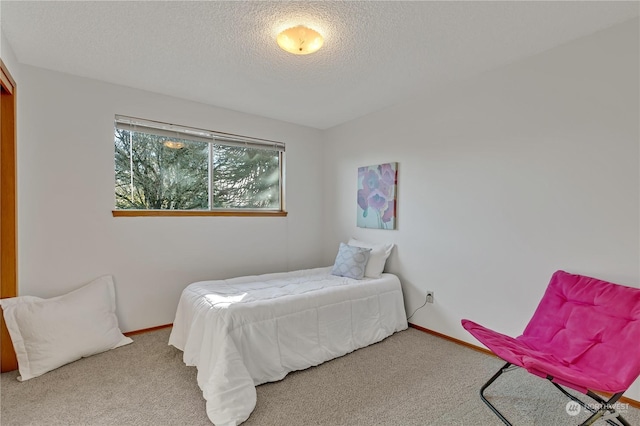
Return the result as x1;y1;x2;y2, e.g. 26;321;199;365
114;129;281;210
212;145;280;209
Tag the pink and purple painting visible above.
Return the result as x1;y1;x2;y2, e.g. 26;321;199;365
357;162;397;230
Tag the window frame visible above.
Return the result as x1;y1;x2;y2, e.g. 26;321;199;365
112;115;287;217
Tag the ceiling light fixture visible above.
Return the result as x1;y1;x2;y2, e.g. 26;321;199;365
277;25;324;55
163;141;185;149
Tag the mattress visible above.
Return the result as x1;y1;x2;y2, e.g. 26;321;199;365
169;266;408;425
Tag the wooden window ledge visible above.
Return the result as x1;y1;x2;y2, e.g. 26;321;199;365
112;210;287;217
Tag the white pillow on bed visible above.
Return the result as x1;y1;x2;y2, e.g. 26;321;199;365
348;238;394;278
331;243;372;280
0;275;132;381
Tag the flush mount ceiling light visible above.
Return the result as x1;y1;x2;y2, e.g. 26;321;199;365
277;25;324;55
163;140;185;149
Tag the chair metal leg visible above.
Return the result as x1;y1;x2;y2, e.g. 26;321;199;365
479;363;631;426
479;362;513;426
580;391;629;426
551;381;629;426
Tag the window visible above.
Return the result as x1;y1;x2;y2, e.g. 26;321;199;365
113;115;285;216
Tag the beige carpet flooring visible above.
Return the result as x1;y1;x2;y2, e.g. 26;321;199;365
1;327;638;425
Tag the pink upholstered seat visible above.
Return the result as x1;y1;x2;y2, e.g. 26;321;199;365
462;270;640;425
463;270;640;394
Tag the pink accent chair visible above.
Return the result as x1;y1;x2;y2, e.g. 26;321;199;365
462;270;640;426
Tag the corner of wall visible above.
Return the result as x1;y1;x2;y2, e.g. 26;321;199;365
1;30;20;84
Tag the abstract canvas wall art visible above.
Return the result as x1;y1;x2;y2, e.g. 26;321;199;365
357;162;397;230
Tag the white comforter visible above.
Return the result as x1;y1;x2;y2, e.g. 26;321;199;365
168;267;407;425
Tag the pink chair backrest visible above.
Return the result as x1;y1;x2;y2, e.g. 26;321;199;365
520;270;640;389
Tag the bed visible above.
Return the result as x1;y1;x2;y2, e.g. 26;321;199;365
169;266;407;426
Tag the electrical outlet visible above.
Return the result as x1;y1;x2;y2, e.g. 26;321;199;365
426;291;434;304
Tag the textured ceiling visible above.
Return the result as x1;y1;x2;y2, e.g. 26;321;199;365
1;1;638;129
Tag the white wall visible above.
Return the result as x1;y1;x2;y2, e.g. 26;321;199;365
323;18;640;399
0;30;19;82
17;66;325;332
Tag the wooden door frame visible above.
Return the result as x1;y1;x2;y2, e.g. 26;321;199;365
1;58;18;372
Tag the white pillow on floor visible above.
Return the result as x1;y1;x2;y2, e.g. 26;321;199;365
0;275;132;381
